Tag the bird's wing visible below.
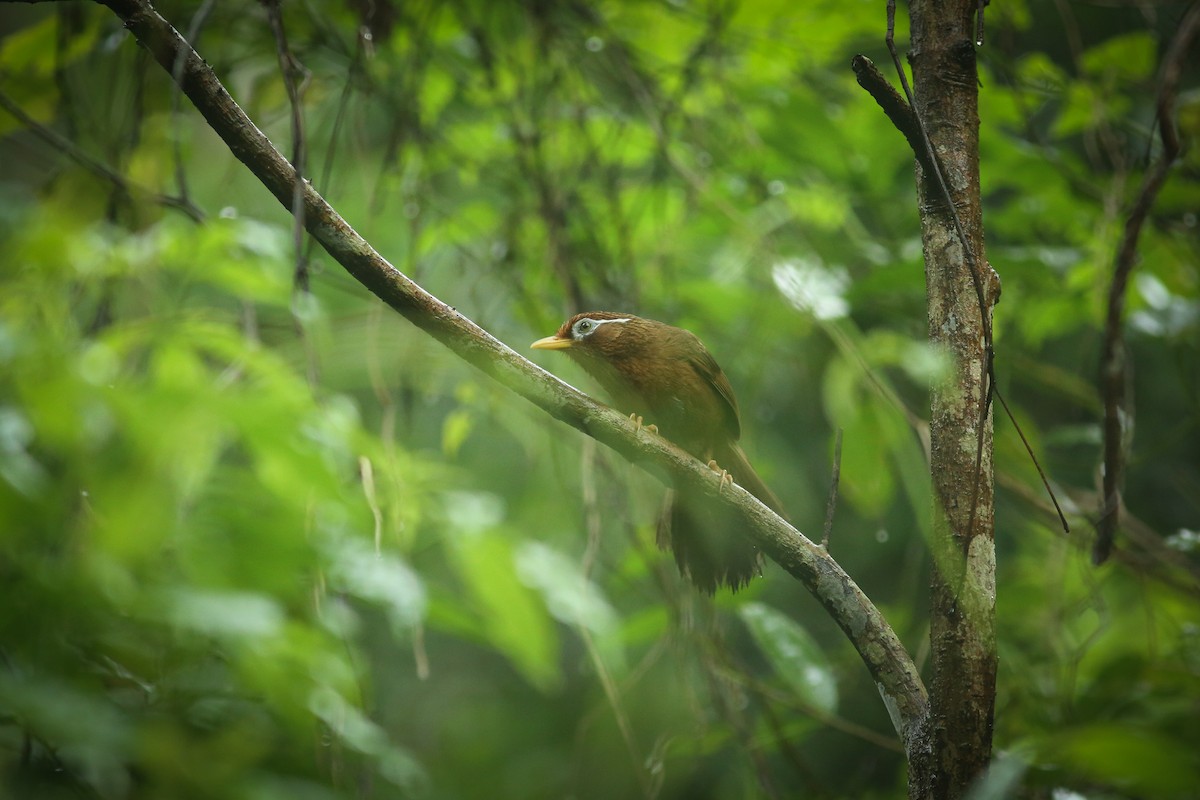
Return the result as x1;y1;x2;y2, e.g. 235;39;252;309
687;346;742;441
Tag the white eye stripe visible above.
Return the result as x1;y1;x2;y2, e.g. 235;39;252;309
574;317;631;336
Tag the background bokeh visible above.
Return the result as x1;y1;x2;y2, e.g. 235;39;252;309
0;1;1197;798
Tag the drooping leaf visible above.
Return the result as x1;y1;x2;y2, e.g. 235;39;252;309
740;602;838;714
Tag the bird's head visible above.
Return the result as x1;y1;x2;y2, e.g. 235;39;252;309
530;312;644;360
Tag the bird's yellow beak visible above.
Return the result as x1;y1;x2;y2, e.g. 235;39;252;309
531;335;573;350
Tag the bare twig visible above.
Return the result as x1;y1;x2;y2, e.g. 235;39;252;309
315;26;367;198
738;669;905;753
849;55;926;171
996;471;1200;598
975;0;988;47
577;623;655;800
579;437;605;579
169;0;215;207
994;386;1069;533
822;428;843;551
262;0;311;293
1095;1;1200;564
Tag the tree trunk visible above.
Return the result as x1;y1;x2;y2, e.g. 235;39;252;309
906;1;999;797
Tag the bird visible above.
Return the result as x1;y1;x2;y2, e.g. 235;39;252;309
531;311;785;592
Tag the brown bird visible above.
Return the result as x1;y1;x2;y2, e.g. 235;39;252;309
532;312;785;592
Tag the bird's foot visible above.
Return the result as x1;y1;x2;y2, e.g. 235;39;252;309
628;413;659;435
707;460;733;493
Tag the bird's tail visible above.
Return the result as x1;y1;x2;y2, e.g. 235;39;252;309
656;443;784;593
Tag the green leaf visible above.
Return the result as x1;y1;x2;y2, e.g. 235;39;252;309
324;534;426;632
1080;32;1155;82
441;408;473;457
0;14;99;80
160;588;285;640
965;751;1029;800
308;686;429;793
834;396;898;517
445;526;561;691
514;541;626;676
740;602;838;714
513;541;618;636
1041;724;1200;799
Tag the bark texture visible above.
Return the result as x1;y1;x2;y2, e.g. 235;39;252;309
907;2;999;798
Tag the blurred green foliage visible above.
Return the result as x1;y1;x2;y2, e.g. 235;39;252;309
0;1;1197;798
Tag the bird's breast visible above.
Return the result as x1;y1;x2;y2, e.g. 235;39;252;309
613;359;727;457
567;345;733;457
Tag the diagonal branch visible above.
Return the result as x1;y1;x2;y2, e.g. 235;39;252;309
34;0;930;752
849;55;929;174
0;87;204;222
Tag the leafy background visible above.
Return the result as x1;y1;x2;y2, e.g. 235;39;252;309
0;1;1197;798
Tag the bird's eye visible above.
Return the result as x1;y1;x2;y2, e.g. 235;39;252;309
576;320;593;335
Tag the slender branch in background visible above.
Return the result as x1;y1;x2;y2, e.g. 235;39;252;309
1095;1;1200;564
758;700;827;793
53;5;82;141
740;669;905;753
658;2;732;133
995;472;1200;598
699;640;781;800
822;428;842;551
577;623;655;800
90;0;931;750
115;48;148;224
358;456;383;554
169;0;215;208
262;0;311;293
261;0;320;387
313;25;367;198
579;438;605;580
993;388;1069;532
510;117;586;311
0;89;204;222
